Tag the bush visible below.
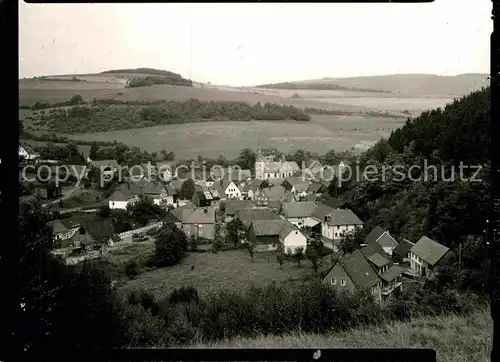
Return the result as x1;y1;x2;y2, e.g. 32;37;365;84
124;261;139;278
169;286;199;305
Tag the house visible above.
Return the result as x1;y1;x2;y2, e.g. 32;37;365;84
304;159;323;178
142;181;167;205
247;219;306;253
236;207;282;230
192;190;215;208
47;219;90;249
267;200;283;214
364;226;399;256
280;177;310;198
280;201;317;228
360;241;403;298
392;238;415;263
248;220;284;252
164;183;179;207
408;236;450;279
255;185;288;206
323;249;383;303
90;159;120;172
19;144;40;162
307;181;327;196
320;208;364;250
156;161;175;182
85;218;120;246
221;179;243;200
278;221;308;255
34;182;62;199
108;183;142;210
241;179;262;200
169;205;217;240
254;147;301;180
206;167;251;187
320;196;343;209
224;199;254;222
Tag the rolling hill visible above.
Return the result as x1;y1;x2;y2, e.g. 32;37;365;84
256;73;490;97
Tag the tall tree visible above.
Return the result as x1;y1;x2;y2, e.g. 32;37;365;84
155;221;188;267
179;179;195;200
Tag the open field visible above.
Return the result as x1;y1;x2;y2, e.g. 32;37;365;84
188;307;492;362
35;115;404;160
20;80;379;114
119;249;322;300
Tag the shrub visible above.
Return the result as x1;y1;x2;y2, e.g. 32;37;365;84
124;260;139;278
169;286;199;305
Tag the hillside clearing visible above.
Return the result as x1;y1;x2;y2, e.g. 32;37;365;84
119;249;321;300
187;307;492;362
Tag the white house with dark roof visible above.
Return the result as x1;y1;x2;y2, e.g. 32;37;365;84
247;219;307;253
320;208;364;249
408;236;450;279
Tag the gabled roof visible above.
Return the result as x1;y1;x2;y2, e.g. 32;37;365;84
410;236;450;266
320;196;343;209
326;209;363;226
193;190;210;202
242;179;262;193
334;249;381;290
85;218;116;240
293;182;310;193
365;226;386;245
267;200;282;212
283;177;305;187
393;238;415;258
262;185;287;201
225;199;254;216
307;182;325;194
142;181;165;195
90;159;120;170
250;219;287;237
236;208;282;228
47;220;70;234
311;203;336;220
278;221;302;240
376;232;399;248
283;161;300;171
170;205;216;224
281;201;316;218
221;179;241;192
165;183;178;195
169;179;184;191
380;264;404;283
367;253;391;268
307;159;322;170
361;241;391;262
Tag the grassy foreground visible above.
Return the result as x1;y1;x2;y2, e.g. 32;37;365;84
186;307;492;362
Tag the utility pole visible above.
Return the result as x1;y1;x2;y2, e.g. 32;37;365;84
458;241;462;272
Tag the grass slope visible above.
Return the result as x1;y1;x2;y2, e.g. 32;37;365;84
189;307;492;362
119;249;318;300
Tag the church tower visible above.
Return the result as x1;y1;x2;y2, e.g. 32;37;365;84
255;144;265;180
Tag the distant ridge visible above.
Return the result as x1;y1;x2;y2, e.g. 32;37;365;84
257;73;489;97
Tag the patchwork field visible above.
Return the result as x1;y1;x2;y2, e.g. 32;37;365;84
119;249;327;300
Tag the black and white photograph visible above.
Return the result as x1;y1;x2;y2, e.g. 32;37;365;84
16;0;495;360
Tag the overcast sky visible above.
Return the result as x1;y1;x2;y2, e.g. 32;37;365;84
19;0;491;86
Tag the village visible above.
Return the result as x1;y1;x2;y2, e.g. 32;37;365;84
19;143;451;304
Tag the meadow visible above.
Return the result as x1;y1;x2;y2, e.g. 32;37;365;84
190;306;492;362
37;115;404;160
119;249;326;300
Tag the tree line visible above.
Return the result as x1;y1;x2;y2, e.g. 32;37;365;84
28;98;311;133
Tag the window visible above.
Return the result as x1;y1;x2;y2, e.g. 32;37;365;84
371;286;377;295
331;277;337;285
335;232;338;237
341;278;346;286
